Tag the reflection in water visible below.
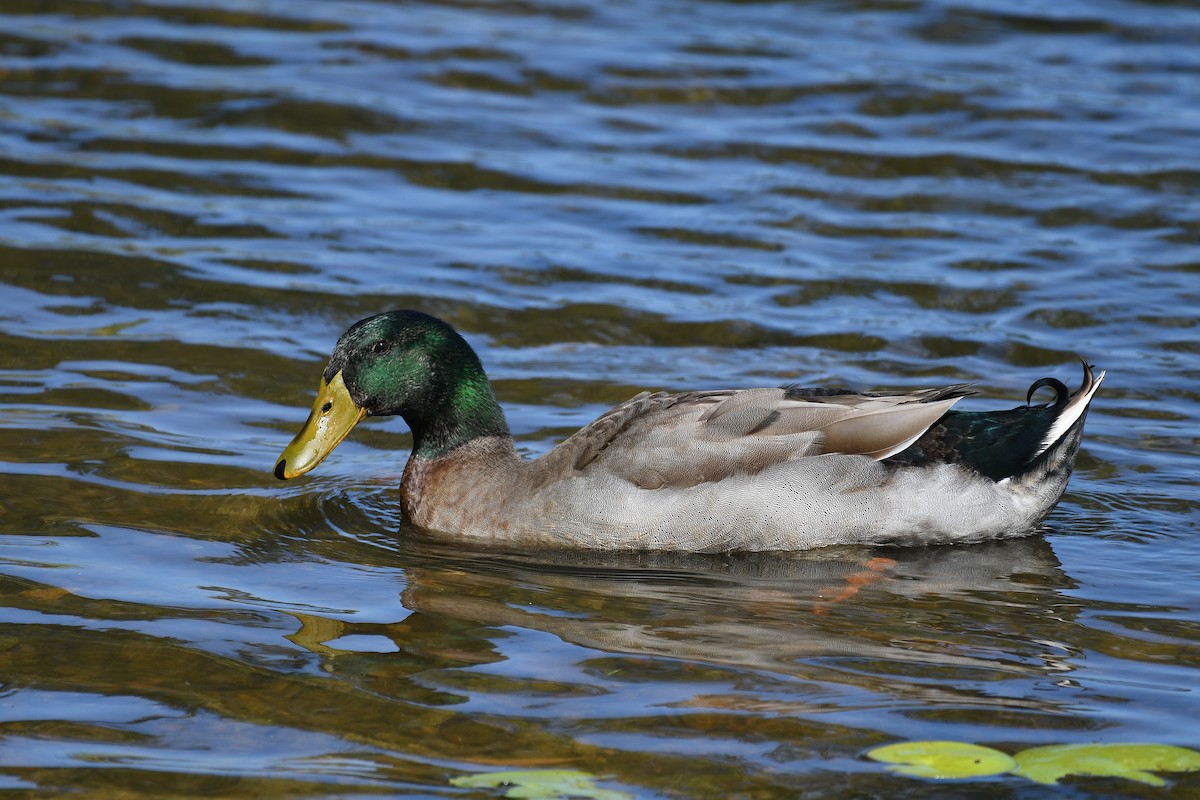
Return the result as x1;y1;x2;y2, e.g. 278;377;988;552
302;537;1084;722
1;525;1095;795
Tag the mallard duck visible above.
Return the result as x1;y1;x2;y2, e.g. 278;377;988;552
275;310;1104;552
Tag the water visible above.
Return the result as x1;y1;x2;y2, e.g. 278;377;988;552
1;0;1198;796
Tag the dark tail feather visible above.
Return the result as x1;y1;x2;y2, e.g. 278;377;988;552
1026;377;1069;409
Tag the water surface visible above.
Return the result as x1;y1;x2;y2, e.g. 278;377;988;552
1;0;1199;796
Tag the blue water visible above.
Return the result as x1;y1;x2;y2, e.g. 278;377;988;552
0;0;1198;796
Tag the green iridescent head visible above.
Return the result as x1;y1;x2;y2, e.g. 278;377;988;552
275;310;508;479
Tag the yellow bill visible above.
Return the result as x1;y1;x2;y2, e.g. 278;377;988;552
274;371;367;479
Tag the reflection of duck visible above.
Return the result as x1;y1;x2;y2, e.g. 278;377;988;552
289;537;1081;714
275;310;1103;551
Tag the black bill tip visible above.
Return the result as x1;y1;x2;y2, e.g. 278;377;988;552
274;459;288;480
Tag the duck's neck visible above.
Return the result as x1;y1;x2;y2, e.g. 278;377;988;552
405;366;511;461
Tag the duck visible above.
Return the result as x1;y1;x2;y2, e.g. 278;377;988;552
274;310;1104;552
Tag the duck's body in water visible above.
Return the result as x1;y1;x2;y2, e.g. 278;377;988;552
276;310;1103;552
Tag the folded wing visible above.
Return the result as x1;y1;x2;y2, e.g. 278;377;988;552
555;383;973;489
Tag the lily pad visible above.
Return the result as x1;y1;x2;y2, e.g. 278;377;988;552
1012;743;1200;787
867;741;1016;779
450;769;632;799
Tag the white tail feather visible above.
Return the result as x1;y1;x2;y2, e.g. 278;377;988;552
1033;369;1105;459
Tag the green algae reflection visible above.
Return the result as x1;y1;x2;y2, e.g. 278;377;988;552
451;769;632;799
867;740;1200;786
1012;743;1200;787
867;741;1016;779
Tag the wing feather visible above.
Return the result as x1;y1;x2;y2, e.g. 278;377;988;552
544;383;971;489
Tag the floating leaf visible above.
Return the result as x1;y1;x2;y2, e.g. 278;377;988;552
450;768;632;799
1012;743;1200;786
867;741;1016;779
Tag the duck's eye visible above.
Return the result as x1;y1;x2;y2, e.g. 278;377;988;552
370;340;391;355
